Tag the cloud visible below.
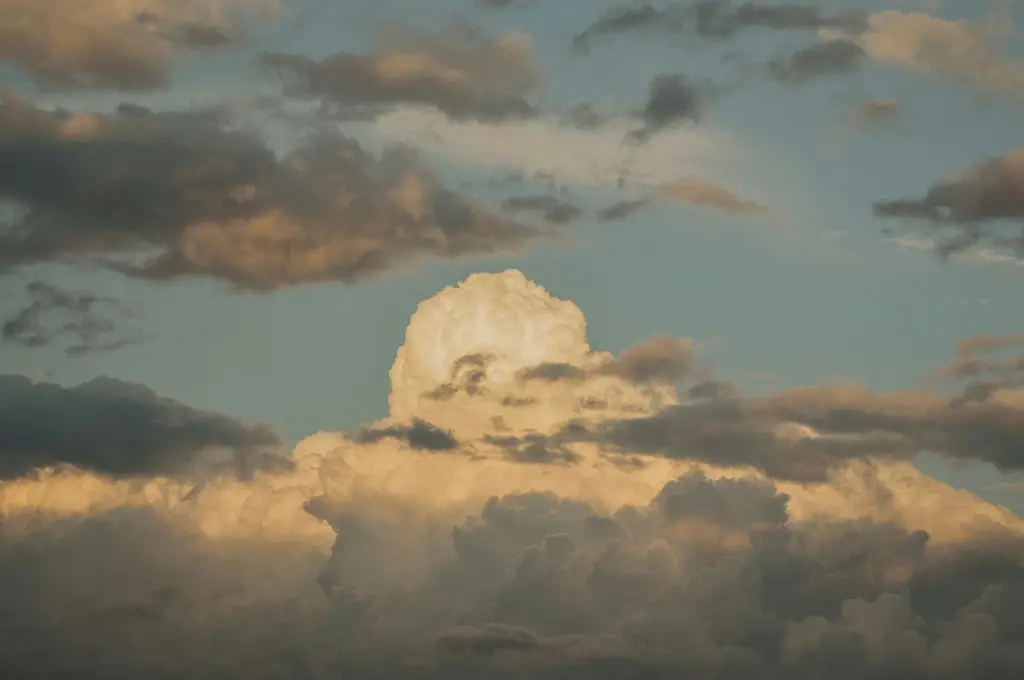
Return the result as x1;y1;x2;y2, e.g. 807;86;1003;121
572;1;867;53
1;281;146;356
365;105;746;192
891;234;1024;272
0;374;284;479
354;418;460;451
847;98;903;129
928;333;1024;403
599;198;651;221
767;40;865;84
262;20;541;122
0;95;542;290
874;147;1024;259
628;73;704;142
0;0;279;90
501;195;584;224
658;177;770;216
598;176;770;221
848;10;1024;97
1;270;1024;678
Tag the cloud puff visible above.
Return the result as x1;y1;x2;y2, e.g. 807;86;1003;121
1;270;1023;678
0;0;279;90
849;10;1024;97
1;281;146;356
262;20;541;122
628;73;704;142
874;147;1024;258
0;95;542;290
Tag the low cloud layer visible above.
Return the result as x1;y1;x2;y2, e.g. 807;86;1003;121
2;281;145;356
0;95;541;290
874;147;1024;258
1;270;1023;678
262;20;541;122
0;374;283;479
0;0;278;90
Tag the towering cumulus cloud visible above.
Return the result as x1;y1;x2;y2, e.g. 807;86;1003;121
2;271;1023;678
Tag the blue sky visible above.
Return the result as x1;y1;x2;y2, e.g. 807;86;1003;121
1;0;1023;500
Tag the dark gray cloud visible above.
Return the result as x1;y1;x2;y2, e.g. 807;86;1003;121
354;418;460;451
873;148;1024;258
262;20;541;122
515;335;695;388
629;73;703;142
573;1;867;53
0;0;272;91
518;361;589;384
486;433;580;465
425;353;496;401
0;374;284;479
598;198;651;221
0;95;542;290
558;377;1024;481
2;281;146;356
768;40;865;84
502;195;584;224
599;333;694;384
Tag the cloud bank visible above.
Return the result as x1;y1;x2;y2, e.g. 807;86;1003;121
0;95;541;290
2;270;1023;678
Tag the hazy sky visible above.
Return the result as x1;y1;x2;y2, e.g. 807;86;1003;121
2;1;1024;678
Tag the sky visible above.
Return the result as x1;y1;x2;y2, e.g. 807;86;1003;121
2;0;1024;678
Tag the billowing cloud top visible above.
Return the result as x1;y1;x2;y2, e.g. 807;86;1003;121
388;270;681;436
